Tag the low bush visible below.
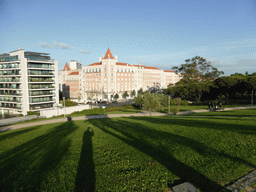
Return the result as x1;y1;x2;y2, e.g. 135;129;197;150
181;100;189;106
170;106;179;115
27;111;40;116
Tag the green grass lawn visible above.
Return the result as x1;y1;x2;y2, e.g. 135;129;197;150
1;116;256;191
159;104;252;113
183;108;256;117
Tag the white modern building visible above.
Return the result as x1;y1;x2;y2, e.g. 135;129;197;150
0;49;59;115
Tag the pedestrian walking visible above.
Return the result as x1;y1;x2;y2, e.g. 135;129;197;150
219;102;222;108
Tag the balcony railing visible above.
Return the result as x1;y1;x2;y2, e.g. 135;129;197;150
0;105;21;109
0;79;20;82
28;64;54;69
0;92;21;96
0;98;21;103
0;85;21;89
28;78;54;82
25;56;53;62
28;72;54;76
30;98;54;103
29;85;54;89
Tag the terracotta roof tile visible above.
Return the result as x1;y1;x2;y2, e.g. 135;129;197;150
68;72;79;75
116;62;127;66
144;66;160;70
88;62;102;66
164;70;175;73
63;62;70;70
103;48;114;59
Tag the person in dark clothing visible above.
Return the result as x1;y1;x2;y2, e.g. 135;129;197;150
219;102;222;108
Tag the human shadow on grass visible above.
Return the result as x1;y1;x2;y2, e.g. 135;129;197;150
75;127;95;192
129;116;256;135
0;126;40;142
89;118;230;192
0;121;79;191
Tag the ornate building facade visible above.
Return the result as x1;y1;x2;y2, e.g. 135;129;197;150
59;49;180;101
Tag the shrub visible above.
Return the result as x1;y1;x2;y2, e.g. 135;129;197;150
170;106;179;115
27;111;40;116
181;100;189;106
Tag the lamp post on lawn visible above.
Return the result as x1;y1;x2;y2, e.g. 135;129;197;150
168;95;170;113
251;90;254;106
63;97;66;117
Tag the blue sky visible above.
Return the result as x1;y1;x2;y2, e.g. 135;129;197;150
1;0;255;75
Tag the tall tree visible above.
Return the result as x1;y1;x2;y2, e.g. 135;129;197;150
143;92;159;116
134;94;144;109
123;91;129;99
131;90;136;98
170;56;224;101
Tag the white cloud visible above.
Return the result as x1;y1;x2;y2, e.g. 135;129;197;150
37;41;90;54
38;41;52;48
52;41;73;49
76;49;90;54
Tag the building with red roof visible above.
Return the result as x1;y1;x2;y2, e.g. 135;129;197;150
59;49;180;101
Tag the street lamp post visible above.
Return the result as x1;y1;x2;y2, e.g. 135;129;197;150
251;90;254;106
63;97;66;117
168;95;170;113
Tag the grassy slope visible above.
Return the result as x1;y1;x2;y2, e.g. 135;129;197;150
183;108;256;117
1;116;255;191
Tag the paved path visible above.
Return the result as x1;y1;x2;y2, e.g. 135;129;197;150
1;105;256;191
1;105;256;133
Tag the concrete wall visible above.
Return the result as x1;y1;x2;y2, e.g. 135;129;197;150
40;105;94;118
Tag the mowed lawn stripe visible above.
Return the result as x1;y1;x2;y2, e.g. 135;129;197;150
0;116;255;191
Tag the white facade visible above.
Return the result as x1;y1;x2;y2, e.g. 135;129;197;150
70;60;82;70
59;49;181;101
0;49;59;115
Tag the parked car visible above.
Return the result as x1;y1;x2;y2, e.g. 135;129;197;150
112;101;118;104
86;101;92;104
101;101;109;105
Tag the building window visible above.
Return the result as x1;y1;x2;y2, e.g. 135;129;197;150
105;68;106;71
105;73;107;76
99;68;101;72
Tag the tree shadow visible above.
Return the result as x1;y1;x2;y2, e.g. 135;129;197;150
0;126;40;142
128;116;256;135
75;126;95;192
0;121;79;191
89;118;230;192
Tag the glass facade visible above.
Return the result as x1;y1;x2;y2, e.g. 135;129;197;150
29;96;53;103
0;90;21;95
28;77;54;82
0;56;19;62
0;96;21;103
1;103;21;109
29;103;53;110
28;70;54;75
0;84;21;89
0;70;21;75
0;77;20;82
29;90;54;96
29;84;54;89
0;63;20;69
25;55;52;62
28;63;54;69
